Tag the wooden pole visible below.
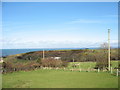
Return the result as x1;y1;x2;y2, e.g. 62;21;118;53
72;57;74;71
116;69;118;76
110;67;113;74
79;63;81;72
73;58;74;63
98;68;100;72
43;49;45;59
108;29;111;71
73;57;74;67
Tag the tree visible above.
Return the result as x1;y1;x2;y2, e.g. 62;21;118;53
95;52;108;70
95;43;109;70
100;42;108;50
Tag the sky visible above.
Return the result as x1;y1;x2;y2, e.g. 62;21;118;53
2;2;118;49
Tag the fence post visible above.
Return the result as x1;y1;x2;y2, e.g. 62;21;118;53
98;68;100;72
87;67;90;72
116;69;118;76
110;67;113;74
79;68;81;72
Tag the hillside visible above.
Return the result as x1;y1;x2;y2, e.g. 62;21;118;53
3;48;119;62
2;48;119;73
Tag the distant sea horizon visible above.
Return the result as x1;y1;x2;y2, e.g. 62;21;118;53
0;47;117;57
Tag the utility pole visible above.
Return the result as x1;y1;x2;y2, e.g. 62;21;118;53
73;57;75;69
43;49;45;59
108;29;111;71
73;58;74;63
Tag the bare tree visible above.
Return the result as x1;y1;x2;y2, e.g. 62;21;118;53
100;42;108;50
95;42;109;70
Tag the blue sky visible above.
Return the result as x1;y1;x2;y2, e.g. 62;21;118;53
2;2;118;49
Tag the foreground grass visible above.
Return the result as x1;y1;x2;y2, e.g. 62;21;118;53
3;69;118;88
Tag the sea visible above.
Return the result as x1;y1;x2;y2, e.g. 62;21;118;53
0;48;98;57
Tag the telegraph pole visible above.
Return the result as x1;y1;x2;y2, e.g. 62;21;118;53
43;49;45;59
73;58;74;63
108;29;110;71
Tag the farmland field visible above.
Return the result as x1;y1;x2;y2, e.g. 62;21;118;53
68;61;118;69
2;61;118;88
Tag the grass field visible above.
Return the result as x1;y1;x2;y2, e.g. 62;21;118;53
2;61;119;88
3;61;119;88
68;61;118;69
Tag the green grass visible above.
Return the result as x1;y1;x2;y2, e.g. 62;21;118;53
67;61;118;69
3;69;118;88
68;62;96;69
2;61;118;88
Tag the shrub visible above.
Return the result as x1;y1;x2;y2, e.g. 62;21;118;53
41;58;66;68
95;51;108;70
2;61;41;73
61;61;68;67
2;61;15;73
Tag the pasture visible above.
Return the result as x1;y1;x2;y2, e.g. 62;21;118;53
68;61;118;70
2;61;118;88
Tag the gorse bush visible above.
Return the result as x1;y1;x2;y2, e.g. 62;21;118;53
2;61;41;73
41;58;67;68
2;57;68;73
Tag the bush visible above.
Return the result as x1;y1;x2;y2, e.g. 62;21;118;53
95;51;108;70
2;61;41;73
2;61;15;73
41;58;67;68
61;61;68;67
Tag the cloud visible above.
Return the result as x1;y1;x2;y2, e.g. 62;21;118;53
1;38;118;49
67;19;102;24
66;16;117;25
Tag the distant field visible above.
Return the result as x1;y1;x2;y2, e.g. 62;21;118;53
68;61;118;69
2;61;118;88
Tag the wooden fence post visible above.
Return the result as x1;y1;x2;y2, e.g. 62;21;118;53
116;69;118;76
110;67;113;74
79;68;81;72
98;68;100;72
87;67;90;72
